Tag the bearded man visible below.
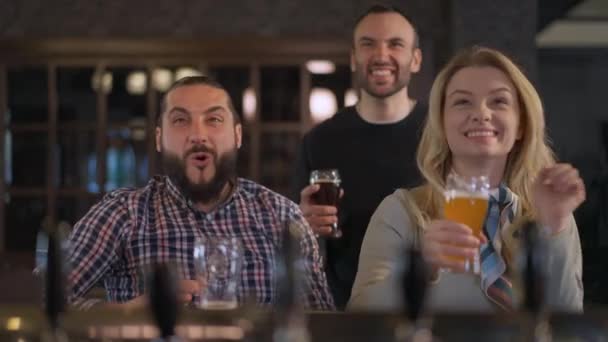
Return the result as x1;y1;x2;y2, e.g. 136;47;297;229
68;76;334;311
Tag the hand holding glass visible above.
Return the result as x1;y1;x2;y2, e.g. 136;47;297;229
309;169;342;238
443;174;489;274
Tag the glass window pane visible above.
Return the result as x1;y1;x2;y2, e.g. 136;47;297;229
309;64;352;125
57;67;97;123
237;131;250;179
260;66;300;122
107;67;147;124
57;197;100;227
92;127;149;193
5;197;47;252
208;66;250;123
311;64;352;106
9;133;47;187
260;132;300;196
128;126;150;188
7;67;48;124
57;129;96;189
4;128;12;185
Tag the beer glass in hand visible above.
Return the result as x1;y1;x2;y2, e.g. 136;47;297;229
193;236;242;310
443;173;490;274
309;169;342;238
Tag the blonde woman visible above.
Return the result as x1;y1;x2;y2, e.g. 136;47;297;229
348;46;584;313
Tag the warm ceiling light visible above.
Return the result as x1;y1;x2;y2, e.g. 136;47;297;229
6;317;21;331
91;71;113;94
175;67;203;81
152;68;173;92
242;87;257;122
344;88;359;107
126;71;147;95
131;127;146;141
306;60;336;74
309;87;337;123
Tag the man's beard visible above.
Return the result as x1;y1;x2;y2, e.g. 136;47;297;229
354;60;411;99
161;146;238;204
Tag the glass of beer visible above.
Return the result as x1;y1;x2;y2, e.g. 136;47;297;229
193;236;243;310
443;173;490;274
309;169;342;238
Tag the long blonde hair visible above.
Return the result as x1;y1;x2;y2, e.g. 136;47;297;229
413;46;555;225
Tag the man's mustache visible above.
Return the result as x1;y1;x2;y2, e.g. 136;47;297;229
184;145;217;159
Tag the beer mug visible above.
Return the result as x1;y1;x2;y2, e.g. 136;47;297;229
443;173;490;274
309;169;342;238
193;236;243;310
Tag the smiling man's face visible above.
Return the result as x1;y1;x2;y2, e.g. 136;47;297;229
351;12;421;99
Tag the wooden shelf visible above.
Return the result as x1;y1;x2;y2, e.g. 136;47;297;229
7;187;102;197
6;124;49;133
8;122;151;131
257;122;302;133
7;188;46;197
57;188;102;197
0;38;350;64
58;123;98;130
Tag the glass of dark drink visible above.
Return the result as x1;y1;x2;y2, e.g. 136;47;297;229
309;169;342;238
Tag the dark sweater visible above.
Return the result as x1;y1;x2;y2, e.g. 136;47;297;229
291;104;427;309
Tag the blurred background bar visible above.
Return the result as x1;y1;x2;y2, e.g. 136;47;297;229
0;0;607;307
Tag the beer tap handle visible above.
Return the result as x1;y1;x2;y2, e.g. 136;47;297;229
45;224;69;332
521;220;552;342
522;221;545;314
273;221;310;342
395;246;434;342
402;246;430;323
148;263;179;341
276;222;300;313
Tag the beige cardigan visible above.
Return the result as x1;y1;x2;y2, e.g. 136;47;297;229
347;189;584;313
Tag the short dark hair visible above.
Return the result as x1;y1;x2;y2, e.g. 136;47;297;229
353;4;420;49
157;75;241;126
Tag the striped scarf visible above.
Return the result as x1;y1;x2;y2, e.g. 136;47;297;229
480;183;518;311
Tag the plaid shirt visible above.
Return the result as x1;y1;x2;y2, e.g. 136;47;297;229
68;175;334;310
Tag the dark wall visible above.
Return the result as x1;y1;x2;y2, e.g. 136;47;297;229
539;48;608;247
0;0;541;111
448;0;538;76
0;0;537;72
0;0;429;38
538;48;608;304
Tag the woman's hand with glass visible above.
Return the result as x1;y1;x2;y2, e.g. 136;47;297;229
422;174;490;275
422;219;487;275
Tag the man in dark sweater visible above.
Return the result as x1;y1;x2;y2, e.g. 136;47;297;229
291;5;426;309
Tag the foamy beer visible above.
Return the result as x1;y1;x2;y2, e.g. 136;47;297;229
443;173;489;274
310;169;342;238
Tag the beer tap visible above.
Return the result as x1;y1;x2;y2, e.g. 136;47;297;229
148;263;181;342
521;220;552;342
396;245;432;342
43;224;69;342
273;221;311;342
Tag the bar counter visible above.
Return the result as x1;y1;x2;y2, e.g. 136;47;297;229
1;305;607;341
